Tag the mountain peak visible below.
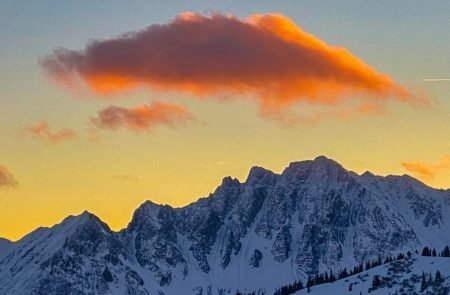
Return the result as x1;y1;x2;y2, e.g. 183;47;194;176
139;199;162;209
221;176;240;186
312;155;343;168
80;210;94;218
246;166;277;185
281;156;346;181
63;210;98;224
132;200;164;219
127;200;177;232
55;210;110;238
361;171;375;178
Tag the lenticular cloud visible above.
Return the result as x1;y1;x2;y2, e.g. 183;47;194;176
41;12;421;115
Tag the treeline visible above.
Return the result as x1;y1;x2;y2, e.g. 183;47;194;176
421;245;450;257
273;252;410;295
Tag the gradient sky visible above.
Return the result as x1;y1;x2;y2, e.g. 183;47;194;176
0;0;449;241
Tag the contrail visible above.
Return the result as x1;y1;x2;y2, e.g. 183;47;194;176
423;78;450;82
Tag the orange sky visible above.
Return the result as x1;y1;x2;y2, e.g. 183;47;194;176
0;2;449;241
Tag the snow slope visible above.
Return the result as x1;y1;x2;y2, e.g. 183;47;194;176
295;255;450;295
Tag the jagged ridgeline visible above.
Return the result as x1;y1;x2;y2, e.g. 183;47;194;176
1;156;450;294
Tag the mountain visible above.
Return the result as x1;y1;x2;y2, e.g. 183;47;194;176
1;156;450;294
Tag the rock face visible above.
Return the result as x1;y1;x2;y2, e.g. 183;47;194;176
1;156;450;294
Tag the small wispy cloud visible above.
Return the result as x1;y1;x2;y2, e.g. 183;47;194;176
23;121;78;144
402;154;450;180
0;165;17;188
90;102;194;132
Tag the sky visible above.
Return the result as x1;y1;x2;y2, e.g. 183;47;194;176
0;0;449;241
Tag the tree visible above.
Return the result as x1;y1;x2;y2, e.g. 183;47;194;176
306;276;313;293
102;266;114;282
422;246;431;256
372;275;382;290
421;272;427;291
443;245;450;257
435;270;442;286
329;269;336;282
339;268;349;279
324;271;329;283
377;256;382;266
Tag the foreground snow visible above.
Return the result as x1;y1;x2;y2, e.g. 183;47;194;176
296;256;450;295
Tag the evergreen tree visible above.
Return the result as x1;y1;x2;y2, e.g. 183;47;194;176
428;273;433;287
102;267;114;283
339;268;349;279
443;246;450;257
306;276;313;290
422;246;431;256
421;272;426;291
435;270;442;286
371;275;381;290
329;269;336;282
324;271;329;283
396;253;405;260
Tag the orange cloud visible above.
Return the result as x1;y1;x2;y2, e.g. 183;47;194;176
23;121;78;144
402;155;450;179
0;165;17;188
90;101;194;132
41;12;424;121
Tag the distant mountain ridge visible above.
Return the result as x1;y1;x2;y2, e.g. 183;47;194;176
1;156;450;295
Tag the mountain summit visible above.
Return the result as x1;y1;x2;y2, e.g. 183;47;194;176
1;157;450;295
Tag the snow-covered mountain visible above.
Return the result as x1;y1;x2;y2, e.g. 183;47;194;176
1;156;450;295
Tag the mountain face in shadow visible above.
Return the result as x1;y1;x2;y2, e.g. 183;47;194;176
1;156;450;294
